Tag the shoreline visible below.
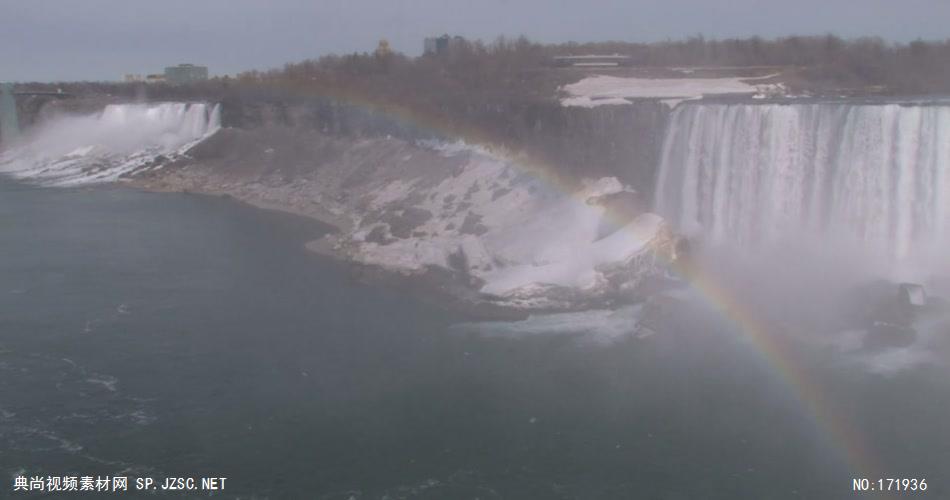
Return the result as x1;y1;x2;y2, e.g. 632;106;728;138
123;176;535;321
122;162;689;322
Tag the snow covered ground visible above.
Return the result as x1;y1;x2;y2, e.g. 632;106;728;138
561;74;785;108
341;142;674;307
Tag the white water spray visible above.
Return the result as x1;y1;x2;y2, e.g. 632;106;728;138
655;103;950;272
0;102;220;186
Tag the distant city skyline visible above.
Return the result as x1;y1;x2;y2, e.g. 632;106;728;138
2;0;949;82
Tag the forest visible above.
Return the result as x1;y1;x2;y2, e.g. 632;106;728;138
16;35;950;176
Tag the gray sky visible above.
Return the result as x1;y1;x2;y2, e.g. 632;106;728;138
3;0;949;82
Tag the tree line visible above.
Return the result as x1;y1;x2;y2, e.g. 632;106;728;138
237;34;950;97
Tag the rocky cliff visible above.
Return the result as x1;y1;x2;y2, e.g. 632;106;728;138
3;95;680;317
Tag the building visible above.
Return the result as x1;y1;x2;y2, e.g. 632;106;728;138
375;39;392;58
163;64;208;85
123;74;144;83
424;35;448;55
145;74;166;84
423;35;466;56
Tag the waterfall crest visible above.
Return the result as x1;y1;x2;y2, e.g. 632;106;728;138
0;102;220;186
655;103;950;264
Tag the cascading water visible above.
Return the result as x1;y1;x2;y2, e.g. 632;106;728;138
0;102;220;186
654;103;950;268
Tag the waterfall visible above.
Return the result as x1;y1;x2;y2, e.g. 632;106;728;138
655;103;950;265
0;102;220;186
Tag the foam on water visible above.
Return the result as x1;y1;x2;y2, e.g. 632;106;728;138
451;305;644;344
0;102;220;186
0;353;157;474
86;375;119;392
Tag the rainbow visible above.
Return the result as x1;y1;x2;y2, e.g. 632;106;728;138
222;79;882;477
677;261;884;479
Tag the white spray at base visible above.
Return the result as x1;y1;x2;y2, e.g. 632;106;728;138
0;102;221;186
655;103;950;277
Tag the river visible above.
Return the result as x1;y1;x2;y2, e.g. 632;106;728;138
1;179;947;499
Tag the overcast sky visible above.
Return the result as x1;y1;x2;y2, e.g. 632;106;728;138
3;0;949;82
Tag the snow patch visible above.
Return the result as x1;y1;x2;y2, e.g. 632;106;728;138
342;141;669;305
561;74;782;108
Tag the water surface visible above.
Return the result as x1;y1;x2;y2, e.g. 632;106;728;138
1;180;947;499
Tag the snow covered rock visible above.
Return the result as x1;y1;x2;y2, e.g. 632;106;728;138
334;142;680;310
110;125;684;312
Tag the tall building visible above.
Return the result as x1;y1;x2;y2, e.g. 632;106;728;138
163;64;209;85
423;35;466;56
423;35;448;55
